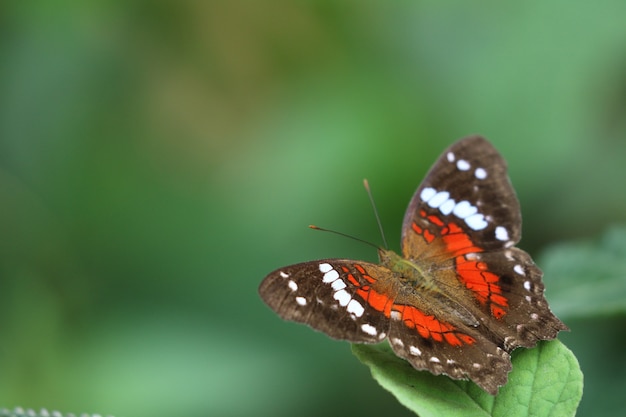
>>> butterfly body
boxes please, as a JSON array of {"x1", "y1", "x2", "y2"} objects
[
  {"x1": 259, "y1": 136, "x2": 567, "y2": 395},
  {"x1": 377, "y1": 248, "x2": 479, "y2": 327}
]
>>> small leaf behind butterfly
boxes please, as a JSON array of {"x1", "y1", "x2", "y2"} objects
[
  {"x1": 352, "y1": 340, "x2": 582, "y2": 417},
  {"x1": 539, "y1": 226, "x2": 626, "y2": 319}
]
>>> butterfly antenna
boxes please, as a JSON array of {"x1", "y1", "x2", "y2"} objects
[
  {"x1": 309, "y1": 225, "x2": 380, "y2": 250},
  {"x1": 363, "y1": 179, "x2": 389, "y2": 249}
]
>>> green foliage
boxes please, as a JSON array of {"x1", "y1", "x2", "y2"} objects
[
  {"x1": 540, "y1": 227, "x2": 626, "y2": 318},
  {"x1": 539, "y1": 227, "x2": 626, "y2": 417},
  {"x1": 353, "y1": 340, "x2": 581, "y2": 417},
  {"x1": 0, "y1": 408, "x2": 106, "y2": 417}
]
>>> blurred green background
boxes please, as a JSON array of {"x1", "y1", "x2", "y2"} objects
[{"x1": 1, "y1": 2, "x2": 625, "y2": 416}]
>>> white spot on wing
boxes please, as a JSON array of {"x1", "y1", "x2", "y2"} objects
[
  {"x1": 390, "y1": 310, "x2": 401, "y2": 320},
  {"x1": 333, "y1": 289, "x2": 351, "y2": 306},
  {"x1": 331, "y1": 279, "x2": 347, "y2": 291},
  {"x1": 524, "y1": 281, "x2": 532, "y2": 291},
  {"x1": 409, "y1": 345, "x2": 422, "y2": 356},
  {"x1": 447, "y1": 152, "x2": 455, "y2": 162},
  {"x1": 296, "y1": 296, "x2": 307, "y2": 306},
  {"x1": 465, "y1": 213, "x2": 488, "y2": 230},
  {"x1": 279, "y1": 271, "x2": 289, "y2": 278},
  {"x1": 391, "y1": 337, "x2": 404, "y2": 347},
  {"x1": 319, "y1": 263, "x2": 333, "y2": 273},
  {"x1": 439, "y1": 198, "x2": 456, "y2": 215},
  {"x1": 420, "y1": 187, "x2": 436, "y2": 202},
  {"x1": 288, "y1": 280, "x2": 298, "y2": 291},
  {"x1": 347, "y1": 299, "x2": 365, "y2": 317},
  {"x1": 495, "y1": 226, "x2": 509, "y2": 241},
  {"x1": 514, "y1": 264, "x2": 525, "y2": 275},
  {"x1": 475, "y1": 167, "x2": 487, "y2": 179},
  {"x1": 456, "y1": 159, "x2": 470, "y2": 171},
  {"x1": 452, "y1": 201, "x2": 477, "y2": 219},
  {"x1": 531, "y1": 313, "x2": 539, "y2": 320},
  {"x1": 430, "y1": 357, "x2": 441, "y2": 363},
  {"x1": 428, "y1": 191, "x2": 450, "y2": 208},
  {"x1": 361, "y1": 323, "x2": 378, "y2": 336},
  {"x1": 465, "y1": 252, "x2": 479, "y2": 260},
  {"x1": 322, "y1": 270, "x2": 339, "y2": 283}
]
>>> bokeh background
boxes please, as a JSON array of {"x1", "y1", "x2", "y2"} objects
[{"x1": 1, "y1": 2, "x2": 625, "y2": 416}]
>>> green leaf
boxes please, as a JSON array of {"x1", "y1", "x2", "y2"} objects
[
  {"x1": 538, "y1": 226, "x2": 626, "y2": 416},
  {"x1": 539, "y1": 226, "x2": 626, "y2": 319},
  {"x1": 352, "y1": 339, "x2": 582, "y2": 417},
  {"x1": 0, "y1": 408, "x2": 109, "y2": 417}
]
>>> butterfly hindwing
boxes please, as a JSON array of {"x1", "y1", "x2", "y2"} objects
[
  {"x1": 455, "y1": 248, "x2": 568, "y2": 349},
  {"x1": 386, "y1": 302, "x2": 512, "y2": 395}
]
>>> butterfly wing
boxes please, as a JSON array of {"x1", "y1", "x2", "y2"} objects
[
  {"x1": 385, "y1": 301, "x2": 512, "y2": 395},
  {"x1": 259, "y1": 259, "x2": 394, "y2": 343},
  {"x1": 399, "y1": 136, "x2": 567, "y2": 350},
  {"x1": 260, "y1": 253, "x2": 520, "y2": 394},
  {"x1": 402, "y1": 135, "x2": 520, "y2": 258}
]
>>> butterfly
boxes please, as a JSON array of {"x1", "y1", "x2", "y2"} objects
[{"x1": 258, "y1": 136, "x2": 567, "y2": 395}]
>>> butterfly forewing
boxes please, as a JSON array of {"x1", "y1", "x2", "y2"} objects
[
  {"x1": 259, "y1": 259, "x2": 392, "y2": 343},
  {"x1": 402, "y1": 136, "x2": 521, "y2": 261}
]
